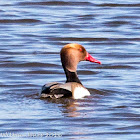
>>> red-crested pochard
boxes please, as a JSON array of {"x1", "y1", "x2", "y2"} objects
[{"x1": 40, "y1": 43, "x2": 101, "y2": 99}]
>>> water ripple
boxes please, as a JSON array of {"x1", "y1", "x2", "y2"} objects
[
  {"x1": 98, "y1": 3, "x2": 140, "y2": 7},
  {"x1": 18, "y1": 1, "x2": 92, "y2": 6},
  {"x1": 0, "y1": 19, "x2": 41, "y2": 24}
]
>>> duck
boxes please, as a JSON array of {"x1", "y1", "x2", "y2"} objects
[{"x1": 40, "y1": 43, "x2": 101, "y2": 99}]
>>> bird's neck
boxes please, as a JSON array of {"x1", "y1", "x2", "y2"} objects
[{"x1": 63, "y1": 67, "x2": 82, "y2": 85}]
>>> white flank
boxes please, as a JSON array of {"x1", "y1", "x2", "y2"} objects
[{"x1": 73, "y1": 87, "x2": 90, "y2": 99}]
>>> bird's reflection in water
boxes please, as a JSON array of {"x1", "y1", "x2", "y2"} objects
[
  {"x1": 40, "y1": 96, "x2": 94, "y2": 138},
  {"x1": 61, "y1": 99, "x2": 81, "y2": 117},
  {"x1": 41, "y1": 97, "x2": 90, "y2": 117}
]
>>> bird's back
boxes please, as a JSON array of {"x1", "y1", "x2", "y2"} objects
[{"x1": 40, "y1": 82, "x2": 72, "y2": 98}]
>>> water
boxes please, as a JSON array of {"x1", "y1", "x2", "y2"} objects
[{"x1": 0, "y1": 0, "x2": 140, "y2": 139}]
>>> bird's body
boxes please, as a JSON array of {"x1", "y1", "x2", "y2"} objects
[
  {"x1": 40, "y1": 43, "x2": 101, "y2": 99},
  {"x1": 40, "y1": 82, "x2": 90, "y2": 99}
]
